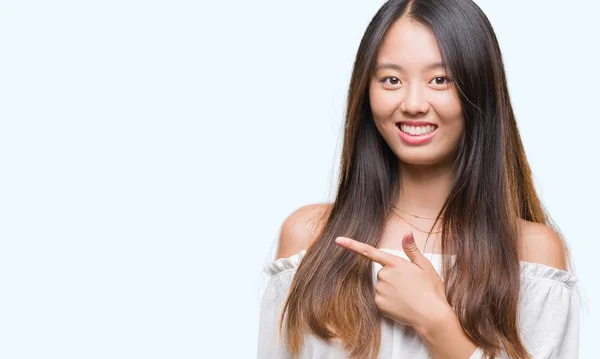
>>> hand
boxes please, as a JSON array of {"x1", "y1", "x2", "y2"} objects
[{"x1": 334, "y1": 232, "x2": 451, "y2": 331}]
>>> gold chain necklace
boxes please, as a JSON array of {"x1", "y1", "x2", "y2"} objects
[
  {"x1": 391, "y1": 204, "x2": 443, "y2": 220},
  {"x1": 390, "y1": 206, "x2": 442, "y2": 235}
]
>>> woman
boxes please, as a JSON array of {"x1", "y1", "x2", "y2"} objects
[{"x1": 258, "y1": 0, "x2": 580, "y2": 358}]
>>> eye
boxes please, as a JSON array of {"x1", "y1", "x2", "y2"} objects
[
  {"x1": 380, "y1": 76, "x2": 402, "y2": 87},
  {"x1": 430, "y1": 76, "x2": 452, "y2": 86}
]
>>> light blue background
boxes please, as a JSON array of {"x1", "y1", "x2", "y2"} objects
[{"x1": 0, "y1": 0, "x2": 598, "y2": 358}]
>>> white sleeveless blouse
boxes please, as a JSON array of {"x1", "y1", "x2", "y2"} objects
[{"x1": 257, "y1": 248, "x2": 580, "y2": 358}]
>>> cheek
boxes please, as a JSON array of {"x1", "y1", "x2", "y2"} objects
[
  {"x1": 431, "y1": 92, "x2": 462, "y2": 120},
  {"x1": 369, "y1": 86, "x2": 397, "y2": 119}
]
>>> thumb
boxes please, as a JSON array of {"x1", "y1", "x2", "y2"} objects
[{"x1": 402, "y1": 232, "x2": 429, "y2": 269}]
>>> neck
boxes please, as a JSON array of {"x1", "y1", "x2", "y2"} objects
[{"x1": 394, "y1": 160, "x2": 455, "y2": 219}]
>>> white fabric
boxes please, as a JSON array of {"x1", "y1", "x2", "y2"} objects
[{"x1": 257, "y1": 248, "x2": 580, "y2": 359}]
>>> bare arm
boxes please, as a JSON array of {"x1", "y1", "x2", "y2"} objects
[{"x1": 414, "y1": 306, "x2": 479, "y2": 359}]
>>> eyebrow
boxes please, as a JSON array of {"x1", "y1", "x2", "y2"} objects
[{"x1": 374, "y1": 61, "x2": 445, "y2": 72}]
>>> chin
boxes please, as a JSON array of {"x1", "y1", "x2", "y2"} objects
[
  {"x1": 394, "y1": 148, "x2": 451, "y2": 167},
  {"x1": 399, "y1": 157, "x2": 441, "y2": 166}
]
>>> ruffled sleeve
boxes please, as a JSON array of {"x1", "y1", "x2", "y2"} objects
[
  {"x1": 257, "y1": 250, "x2": 306, "y2": 359},
  {"x1": 263, "y1": 249, "x2": 306, "y2": 276},
  {"x1": 517, "y1": 262, "x2": 580, "y2": 358},
  {"x1": 469, "y1": 261, "x2": 580, "y2": 359}
]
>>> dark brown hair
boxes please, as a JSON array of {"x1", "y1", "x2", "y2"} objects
[{"x1": 278, "y1": 0, "x2": 571, "y2": 358}]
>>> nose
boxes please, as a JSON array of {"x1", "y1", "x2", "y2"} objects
[{"x1": 400, "y1": 84, "x2": 430, "y2": 115}]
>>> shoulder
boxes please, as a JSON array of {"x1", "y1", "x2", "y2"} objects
[
  {"x1": 275, "y1": 202, "x2": 333, "y2": 260},
  {"x1": 518, "y1": 218, "x2": 567, "y2": 270}
]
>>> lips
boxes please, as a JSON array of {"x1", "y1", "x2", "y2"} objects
[
  {"x1": 395, "y1": 122, "x2": 437, "y2": 145},
  {"x1": 396, "y1": 121, "x2": 436, "y2": 127}
]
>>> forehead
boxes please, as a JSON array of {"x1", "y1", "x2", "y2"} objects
[{"x1": 376, "y1": 17, "x2": 443, "y2": 70}]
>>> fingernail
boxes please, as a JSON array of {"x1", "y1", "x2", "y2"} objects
[
  {"x1": 404, "y1": 232, "x2": 415, "y2": 244},
  {"x1": 335, "y1": 237, "x2": 348, "y2": 245}
]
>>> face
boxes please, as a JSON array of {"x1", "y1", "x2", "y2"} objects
[{"x1": 369, "y1": 17, "x2": 464, "y2": 167}]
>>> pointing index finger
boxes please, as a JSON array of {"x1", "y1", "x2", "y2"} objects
[{"x1": 335, "y1": 237, "x2": 398, "y2": 266}]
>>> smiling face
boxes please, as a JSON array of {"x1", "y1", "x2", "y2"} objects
[{"x1": 369, "y1": 17, "x2": 464, "y2": 167}]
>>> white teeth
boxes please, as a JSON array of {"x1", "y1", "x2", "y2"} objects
[{"x1": 399, "y1": 124, "x2": 436, "y2": 136}]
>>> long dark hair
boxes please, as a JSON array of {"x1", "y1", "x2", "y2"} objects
[{"x1": 279, "y1": 1, "x2": 571, "y2": 358}]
